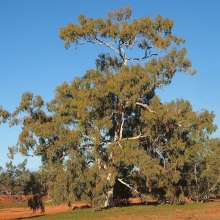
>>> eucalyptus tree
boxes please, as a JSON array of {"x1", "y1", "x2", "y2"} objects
[
  {"x1": 200, "y1": 138, "x2": 220, "y2": 198},
  {"x1": 0, "y1": 160, "x2": 30, "y2": 195},
  {"x1": 187, "y1": 138, "x2": 220, "y2": 201},
  {"x1": 5, "y1": 7, "x2": 217, "y2": 208}
]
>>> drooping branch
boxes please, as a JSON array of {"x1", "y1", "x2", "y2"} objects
[{"x1": 118, "y1": 178, "x2": 142, "y2": 196}]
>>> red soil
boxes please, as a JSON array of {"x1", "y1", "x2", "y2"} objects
[
  {"x1": 0, "y1": 195, "x2": 84, "y2": 219},
  {"x1": 0, "y1": 196, "x2": 220, "y2": 220}
]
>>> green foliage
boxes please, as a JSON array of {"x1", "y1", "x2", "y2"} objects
[
  {"x1": 24, "y1": 171, "x2": 47, "y2": 195},
  {"x1": 187, "y1": 138, "x2": 220, "y2": 200},
  {"x1": 0, "y1": 160, "x2": 30, "y2": 195},
  {"x1": 2, "y1": 7, "x2": 219, "y2": 207},
  {"x1": 0, "y1": 160, "x2": 46, "y2": 196},
  {"x1": 0, "y1": 106, "x2": 10, "y2": 124},
  {"x1": 59, "y1": 6, "x2": 194, "y2": 70}
]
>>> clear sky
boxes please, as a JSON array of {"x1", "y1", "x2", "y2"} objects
[{"x1": 1, "y1": 0, "x2": 219, "y2": 170}]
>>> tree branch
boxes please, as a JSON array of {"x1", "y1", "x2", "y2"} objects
[
  {"x1": 77, "y1": 145, "x2": 94, "y2": 150},
  {"x1": 118, "y1": 178, "x2": 142, "y2": 196},
  {"x1": 152, "y1": 136, "x2": 166, "y2": 168},
  {"x1": 136, "y1": 102, "x2": 155, "y2": 113},
  {"x1": 194, "y1": 163, "x2": 197, "y2": 184},
  {"x1": 119, "y1": 112, "x2": 124, "y2": 140},
  {"x1": 83, "y1": 135, "x2": 96, "y2": 141},
  {"x1": 94, "y1": 37, "x2": 120, "y2": 55},
  {"x1": 126, "y1": 53, "x2": 158, "y2": 62},
  {"x1": 208, "y1": 173, "x2": 220, "y2": 192},
  {"x1": 121, "y1": 37, "x2": 137, "y2": 49}
]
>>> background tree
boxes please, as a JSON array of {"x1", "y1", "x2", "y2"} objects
[
  {"x1": 186, "y1": 138, "x2": 220, "y2": 201},
  {"x1": 0, "y1": 159, "x2": 30, "y2": 195},
  {"x1": 24, "y1": 171, "x2": 47, "y2": 196},
  {"x1": 5, "y1": 7, "x2": 217, "y2": 208}
]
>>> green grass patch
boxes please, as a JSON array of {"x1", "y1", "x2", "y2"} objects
[{"x1": 23, "y1": 201, "x2": 220, "y2": 220}]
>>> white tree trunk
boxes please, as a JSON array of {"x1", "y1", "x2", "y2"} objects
[{"x1": 104, "y1": 187, "x2": 114, "y2": 208}]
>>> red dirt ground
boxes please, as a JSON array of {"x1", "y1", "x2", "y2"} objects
[
  {"x1": 0, "y1": 196, "x2": 220, "y2": 220},
  {"x1": 0, "y1": 204, "x2": 75, "y2": 219},
  {"x1": 0, "y1": 195, "x2": 87, "y2": 219}
]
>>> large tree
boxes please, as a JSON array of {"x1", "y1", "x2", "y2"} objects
[{"x1": 3, "y1": 7, "x2": 217, "y2": 208}]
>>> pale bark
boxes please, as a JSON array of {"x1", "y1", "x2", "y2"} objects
[
  {"x1": 119, "y1": 112, "x2": 124, "y2": 140},
  {"x1": 118, "y1": 178, "x2": 141, "y2": 196},
  {"x1": 194, "y1": 163, "x2": 198, "y2": 184},
  {"x1": 136, "y1": 102, "x2": 155, "y2": 113},
  {"x1": 208, "y1": 173, "x2": 220, "y2": 192},
  {"x1": 104, "y1": 188, "x2": 114, "y2": 208}
]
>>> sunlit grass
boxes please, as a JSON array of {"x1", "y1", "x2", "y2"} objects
[{"x1": 26, "y1": 201, "x2": 220, "y2": 220}]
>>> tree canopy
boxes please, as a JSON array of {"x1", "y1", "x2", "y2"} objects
[
  {"x1": 60, "y1": 6, "x2": 195, "y2": 72},
  {"x1": 1, "y1": 7, "x2": 218, "y2": 209}
]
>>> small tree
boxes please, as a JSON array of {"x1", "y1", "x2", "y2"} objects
[
  {"x1": 0, "y1": 160, "x2": 30, "y2": 195},
  {"x1": 188, "y1": 138, "x2": 220, "y2": 201},
  {"x1": 4, "y1": 7, "x2": 217, "y2": 208}
]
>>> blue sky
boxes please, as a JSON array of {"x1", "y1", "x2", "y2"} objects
[{"x1": 0, "y1": 0, "x2": 219, "y2": 170}]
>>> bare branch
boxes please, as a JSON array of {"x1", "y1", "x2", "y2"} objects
[
  {"x1": 114, "y1": 129, "x2": 118, "y2": 141},
  {"x1": 121, "y1": 37, "x2": 137, "y2": 49},
  {"x1": 120, "y1": 134, "x2": 143, "y2": 141},
  {"x1": 109, "y1": 110, "x2": 118, "y2": 119},
  {"x1": 103, "y1": 134, "x2": 143, "y2": 144},
  {"x1": 118, "y1": 142, "x2": 123, "y2": 149},
  {"x1": 208, "y1": 173, "x2": 220, "y2": 192},
  {"x1": 118, "y1": 40, "x2": 127, "y2": 65},
  {"x1": 126, "y1": 53, "x2": 158, "y2": 62},
  {"x1": 78, "y1": 41, "x2": 85, "y2": 45},
  {"x1": 77, "y1": 145, "x2": 94, "y2": 150},
  {"x1": 118, "y1": 178, "x2": 142, "y2": 196},
  {"x1": 175, "y1": 122, "x2": 182, "y2": 127},
  {"x1": 119, "y1": 112, "x2": 124, "y2": 140},
  {"x1": 152, "y1": 136, "x2": 166, "y2": 168},
  {"x1": 83, "y1": 135, "x2": 96, "y2": 141},
  {"x1": 136, "y1": 102, "x2": 155, "y2": 113},
  {"x1": 45, "y1": 199, "x2": 53, "y2": 203},
  {"x1": 194, "y1": 163, "x2": 198, "y2": 184},
  {"x1": 94, "y1": 37, "x2": 120, "y2": 55}
]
